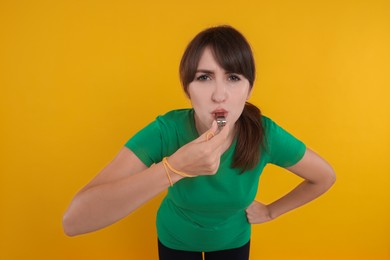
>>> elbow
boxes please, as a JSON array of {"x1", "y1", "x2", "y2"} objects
[
  {"x1": 311, "y1": 166, "x2": 336, "y2": 191},
  {"x1": 331, "y1": 170, "x2": 336, "y2": 185},
  {"x1": 324, "y1": 166, "x2": 336, "y2": 189}
]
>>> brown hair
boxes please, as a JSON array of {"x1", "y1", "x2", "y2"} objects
[{"x1": 179, "y1": 25, "x2": 264, "y2": 172}]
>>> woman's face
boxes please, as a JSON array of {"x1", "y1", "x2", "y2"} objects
[{"x1": 188, "y1": 47, "x2": 253, "y2": 135}]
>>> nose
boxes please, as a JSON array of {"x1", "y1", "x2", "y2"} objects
[{"x1": 211, "y1": 80, "x2": 227, "y2": 103}]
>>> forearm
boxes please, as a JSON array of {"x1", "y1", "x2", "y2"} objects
[
  {"x1": 266, "y1": 147, "x2": 337, "y2": 220},
  {"x1": 267, "y1": 179, "x2": 333, "y2": 219},
  {"x1": 63, "y1": 162, "x2": 183, "y2": 236}
]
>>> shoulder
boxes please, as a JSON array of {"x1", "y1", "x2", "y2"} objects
[
  {"x1": 260, "y1": 115, "x2": 306, "y2": 167},
  {"x1": 127, "y1": 109, "x2": 192, "y2": 140},
  {"x1": 155, "y1": 108, "x2": 196, "y2": 141},
  {"x1": 260, "y1": 115, "x2": 272, "y2": 126},
  {"x1": 158, "y1": 109, "x2": 193, "y2": 121},
  {"x1": 260, "y1": 115, "x2": 297, "y2": 142},
  {"x1": 260, "y1": 115, "x2": 276, "y2": 136},
  {"x1": 156, "y1": 108, "x2": 193, "y2": 128}
]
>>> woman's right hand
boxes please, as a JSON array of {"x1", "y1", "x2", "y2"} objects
[{"x1": 167, "y1": 120, "x2": 231, "y2": 176}]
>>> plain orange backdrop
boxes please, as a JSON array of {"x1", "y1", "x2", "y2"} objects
[{"x1": 1, "y1": 0, "x2": 389, "y2": 259}]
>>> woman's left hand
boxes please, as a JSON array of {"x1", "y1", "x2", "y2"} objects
[{"x1": 245, "y1": 200, "x2": 273, "y2": 224}]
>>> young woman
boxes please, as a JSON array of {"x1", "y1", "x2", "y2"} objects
[{"x1": 63, "y1": 25, "x2": 336, "y2": 260}]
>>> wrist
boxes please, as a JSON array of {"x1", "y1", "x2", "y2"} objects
[
  {"x1": 167, "y1": 166, "x2": 185, "y2": 184},
  {"x1": 159, "y1": 161, "x2": 184, "y2": 187},
  {"x1": 164, "y1": 157, "x2": 196, "y2": 178},
  {"x1": 167, "y1": 155, "x2": 184, "y2": 173}
]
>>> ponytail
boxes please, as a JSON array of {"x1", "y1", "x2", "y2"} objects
[{"x1": 233, "y1": 102, "x2": 264, "y2": 173}]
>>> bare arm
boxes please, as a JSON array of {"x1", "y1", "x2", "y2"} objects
[
  {"x1": 62, "y1": 147, "x2": 184, "y2": 236},
  {"x1": 246, "y1": 148, "x2": 336, "y2": 223},
  {"x1": 62, "y1": 121, "x2": 230, "y2": 236}
]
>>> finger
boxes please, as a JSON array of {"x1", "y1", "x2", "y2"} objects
[
  {"x1": 207, "y1": 122, "x2": 230, "y2": 148},
  {"x1": 208, "y1": 120, "x2": 219, "y2": 136},
  {"x1": 192, "y1": 120, "x2": 218, "y2": 143}
]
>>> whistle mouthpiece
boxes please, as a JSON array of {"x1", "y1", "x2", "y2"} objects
[{"x1": 216, "y1": 115, "x2": 226, "y2": 128}]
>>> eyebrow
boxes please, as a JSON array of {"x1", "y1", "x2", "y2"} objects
[
  {"x1": 196, "y1": 69, "x2": 215, "y2": 74},
  {"x1": 196, "y1": 69, "x2": 237, "y2": 75}
]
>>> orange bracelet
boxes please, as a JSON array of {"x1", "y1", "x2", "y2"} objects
[
  {"x1": 162, "y1": 157, "x2": 196, "y2": 178},
  {"x1": 206, "y1": 131, "x2": 214, "y2": 141},
  {"x1": 161, "y1": 161, "x2": 173, "y2": 187}
]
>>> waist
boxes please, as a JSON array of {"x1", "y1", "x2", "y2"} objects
[{"x1": 156, "y1": 198, "x2": 251, "y2": 252}]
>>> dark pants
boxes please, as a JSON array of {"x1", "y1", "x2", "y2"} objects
[{"x1": 158, "y1": 239, "x2": 250, "y2": 260}]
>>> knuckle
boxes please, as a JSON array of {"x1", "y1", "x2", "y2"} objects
[
  {"x1": 204, "y1": 157, "x2": 214, "y2": 167},
  {"x1": 200, "y1": 147, "x2": 210, "y2": 157},
  {"x1": 204, "y1": 147, "x2": 213, "y2": 155}
]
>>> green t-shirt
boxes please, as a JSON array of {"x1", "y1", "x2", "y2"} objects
[{"x1": 125, "y1": 109, "x2": 306, "y2": 252}]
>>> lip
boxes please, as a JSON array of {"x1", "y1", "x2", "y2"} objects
[
  {"x1": 211, "y1": 109, "x2": 228, "y2": 118},
  {"x1": 211, "y1": 108, "x2": 228, "y2": 114}
]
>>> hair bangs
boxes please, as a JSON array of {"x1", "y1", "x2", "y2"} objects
[{"x1": 180, "y1": 25, "x2": 255, "y2": 93}]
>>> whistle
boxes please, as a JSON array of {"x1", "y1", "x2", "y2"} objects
[{"x1": 215, "y1": 113, "x2": 226, "y2": 128}]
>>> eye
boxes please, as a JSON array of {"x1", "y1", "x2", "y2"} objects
[
  {"x1": 196, "y1": 74, "x2": 211, "y2": 81},
  {"x1": 228, "y1": 74, "x2": 241, "y2": 81}
]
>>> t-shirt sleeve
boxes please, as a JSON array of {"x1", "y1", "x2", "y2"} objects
[
  {"x1": 263, "y1": 116, "x2": 306, "y2": 167},
  {"x1": 124, "y1": 120, "x2": 163, "y2": 167}
]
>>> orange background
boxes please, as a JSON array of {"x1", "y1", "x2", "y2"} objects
[{"x1": 1, "y1": 0, "x2": 389, "y2": 259}]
